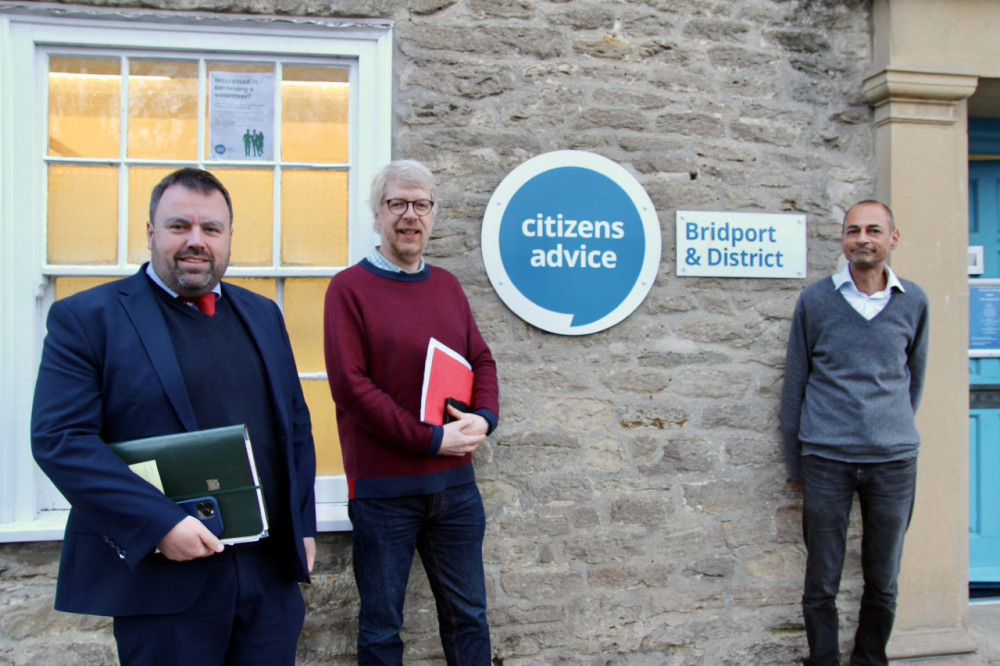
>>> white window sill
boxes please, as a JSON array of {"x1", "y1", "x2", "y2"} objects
[
  {"x1": 0, "y1": 512, "x2": 68, "y2": 543},
  {"x1": 0, "y1": 476, "x2": 353, "y2": 543},
  {"x1": 0, "y1": 503, "x2": 352, "y2": 543},
  {"x1": 317, "y1": 502, "x2": 352, "y2": 532}
]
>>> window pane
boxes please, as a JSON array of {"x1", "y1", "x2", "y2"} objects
[
  {"x1": 128, "y1": 166, "x2": 176, "y2": 265},
  {"x1": 281, "y1": 170, "x2": 348, "y2": 267},
  {"x1": 282, "y1": 66, "x2": 349, "y2": 163},
  {"x1": 128, "y1": 60, "x2": 198, "y2": 160},
  {"x1": 48, "y1": 56, "x2": 120, "y2": 159},
  {"x1": 205, "y1": 62, "x2": 275, "y2": 161},
  {"x1": 223, "y1": 277, "x2": 276, "y2": 302},
  {"x1": 303, "y1": 379, "x2": 343, "y2": 476},
  {"x1": 283, "y1": 277, "x2": 328, "y2": 373},
  {"x1": 54, "y1": 276, "x2": 116, "y2": 301},
  {"x1": 47, "y1": 164, "x2": 119, "y2": 265},
  {"x1": 211, "y1": 168, "x2": 274, "y2": 267}
]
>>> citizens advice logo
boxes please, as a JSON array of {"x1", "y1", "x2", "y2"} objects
[{"x1": 482, "y1": 151, "x2": 661, "y2": 336}]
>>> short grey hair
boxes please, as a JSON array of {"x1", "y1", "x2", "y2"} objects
[
  {"x1": 843, "y1": 199, "x2": 895, "y2": 232},
  {"x1": 369, "y1": 159, "x2": 438, "y2": 219}
]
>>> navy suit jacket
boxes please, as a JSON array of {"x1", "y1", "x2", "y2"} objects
[{"x1": 31, "y1": 267, "x2": 317, "y2": 617}]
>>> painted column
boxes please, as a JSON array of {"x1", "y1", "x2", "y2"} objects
[{"x1": 863, "y1": 68, "x2": 979, "y2": 661}]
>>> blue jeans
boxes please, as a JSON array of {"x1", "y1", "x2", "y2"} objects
[
  {"x1": 801, "y1": 455, "x2": 917, "y2": 666},
  {"x1": 348, "y1": 483, "x2": 491, "y2": 666}
]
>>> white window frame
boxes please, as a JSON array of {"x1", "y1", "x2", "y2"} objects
[{"x1": 0, "y1": 5, "x2": 392, "y2": 541}]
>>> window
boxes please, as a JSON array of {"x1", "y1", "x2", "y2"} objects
[{"x1": 0, "y1": 7, "x2": 392, "y2": 539}]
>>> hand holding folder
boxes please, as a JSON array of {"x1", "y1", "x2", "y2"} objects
[{"x1": 108, "y1": 424, "x2": 269, "y2": 545}]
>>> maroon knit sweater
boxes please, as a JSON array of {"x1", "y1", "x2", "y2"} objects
[{"x1": 323, "y1": 259, "x2": 500, "y2": 499}]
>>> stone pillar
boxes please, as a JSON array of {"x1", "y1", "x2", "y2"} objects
[{"x1": 862, "y1": 68, "x2": 979, "y2": 661}]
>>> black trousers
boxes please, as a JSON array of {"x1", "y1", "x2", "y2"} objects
[
  {"x1": 113, "y1": 545, "x2": 304, "y2": 666},
  {"x1": 801, "y1": 455, "x2": 917, "y2": 666}
]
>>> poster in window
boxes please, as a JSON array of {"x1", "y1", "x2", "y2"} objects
[
  {"x1": 971, "y1": 284, "x2": 1000, "y2": 356},
  {"x1": 209, "y1": 72, "x2": 275, "y2": 161}
]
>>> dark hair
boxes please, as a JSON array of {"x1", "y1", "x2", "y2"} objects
[{"x1": 149, "y1": 168, "x2": 234, "y2": 225}]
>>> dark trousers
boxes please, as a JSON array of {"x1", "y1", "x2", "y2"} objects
[
  {"x1": 113, "y1": 545, "x2": 305, "y2": 666},
  {"x1": 801, "y1": 455, "x2": 917, "y2": 666},
  {"x1": 348, "y1": 482, "x2": 491, "y2": 666}
]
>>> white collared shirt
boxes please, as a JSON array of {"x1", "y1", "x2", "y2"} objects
[
  {"x1": 831, "y1": 263, "x2": 904, "y2": 320},
  {"x1": 145, "y1": 263, "x2": 223, "y2": 304}
]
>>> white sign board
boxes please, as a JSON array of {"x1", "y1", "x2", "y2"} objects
[
  {"x1": 208, "y1": 71, "x2": 275, "y2": 161},
  {"x1": 675, "y1": 210, "x2": 806, "y2": 279}
]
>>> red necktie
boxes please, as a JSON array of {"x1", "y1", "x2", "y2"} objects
[{"x1": 181, "y1": 293, "x2": 216, "y2": 316}]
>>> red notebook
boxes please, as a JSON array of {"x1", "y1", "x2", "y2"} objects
[{"x1": 419, "y1": 338, "x2": 474, "y2": 426}]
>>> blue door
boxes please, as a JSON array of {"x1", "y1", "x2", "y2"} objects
[{"x1": 969, "y1": 158, "x2": 1000, "y2": 585}]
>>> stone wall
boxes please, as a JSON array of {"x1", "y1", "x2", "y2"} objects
[{"x1": 1, "y1": 0, "x2": 878, "y2": 664}]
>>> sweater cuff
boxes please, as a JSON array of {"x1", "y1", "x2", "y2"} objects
[
  {"x1": 785, "y1": 455, "x2": 802, "y2": 484},
  {"x1": 427, "y1": 425, "x2": 444, "y2": 457},
  {"x1": 475, "y1": 408, "x2": 498, "y2": 435}
]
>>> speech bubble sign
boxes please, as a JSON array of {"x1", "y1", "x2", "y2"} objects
[{"x1": 482, "y1": 151, "x2": 661, "y2": 335}]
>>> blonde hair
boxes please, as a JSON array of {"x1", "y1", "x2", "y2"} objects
[{"x1": 369, "y1": 160, "x2": 438, "y2": 220}]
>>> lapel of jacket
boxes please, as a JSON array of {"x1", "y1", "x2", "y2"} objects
[
  {"x1": 118, "y1": 267, "x2": 200, "y2": 431},
  {"x1": 223, "y1": 284, "x2": 292, "y2": 438}
]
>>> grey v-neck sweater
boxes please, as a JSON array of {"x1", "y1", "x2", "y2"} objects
[{"x1": 780, "y1": 275, "x2": 930, "y2": 482}]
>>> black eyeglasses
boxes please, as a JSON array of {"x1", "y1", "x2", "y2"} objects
[{"x1": 384, "y1": 198, "x2": 434, "y2": 216}]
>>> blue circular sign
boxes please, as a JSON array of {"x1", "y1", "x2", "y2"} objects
[{"x1": 482, "y1": 151, "x2": 661, "y2": 335}]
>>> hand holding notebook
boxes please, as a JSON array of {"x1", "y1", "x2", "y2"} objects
[
  {"x1": 419, "y1": 338, "x2": 474, "y2": 426},
  {"x1": 108, "y1": 424, "x2": 269, "y2": 545}
]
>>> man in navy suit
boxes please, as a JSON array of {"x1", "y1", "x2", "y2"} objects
[{"x1": 31, "y1": 168, "x2": 317, "y2": 666}]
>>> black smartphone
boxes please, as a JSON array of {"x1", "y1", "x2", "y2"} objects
[{"x1": 444, "y1": 397, "x2": 471, "y2": 423}]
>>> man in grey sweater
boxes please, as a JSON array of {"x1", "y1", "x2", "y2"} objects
[{"x1": 781, "y1": 200, "x2": 929, "y2": 666}]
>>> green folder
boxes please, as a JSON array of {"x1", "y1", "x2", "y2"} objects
[{"x1": 108, "y1": 424, "x2": 269, "y2": 545}]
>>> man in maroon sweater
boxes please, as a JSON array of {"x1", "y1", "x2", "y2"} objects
[{"x1": 324, "y1": 160, "x2": 500, "y2": 665}]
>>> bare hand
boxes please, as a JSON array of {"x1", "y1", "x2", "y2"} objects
[
  {"x1": 157, "y1": 516, "x2": 224, "y2": 561},
  {"x1": 304, "y1": 537, "x2": 316, "y2": 573},
  {"x1": 438, "y1": 405, "x2": 488, "y2": 457}
]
